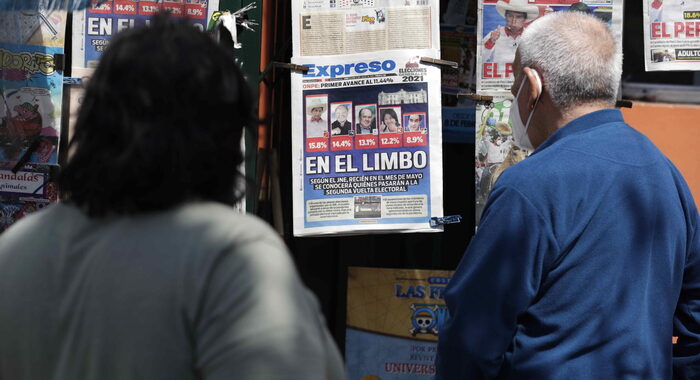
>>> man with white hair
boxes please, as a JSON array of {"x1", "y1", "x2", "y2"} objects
[{"x1": 437, "y1": 11, "x2": 700, "y2": 379}]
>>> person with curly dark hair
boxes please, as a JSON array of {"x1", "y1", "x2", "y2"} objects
[{"x1": 0, "y1": 14, "x2": 344, "y2": 380}]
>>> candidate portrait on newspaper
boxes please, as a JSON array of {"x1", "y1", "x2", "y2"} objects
[
  {"x1": 306, "y1": 96, "x2": 328, "y2": 138},
  {"x1": 331, "y1": 103, "x2": 352, "y2": 136},
  {"x1": 355, "y1": 106, "x2": 377, "y2": 135},
  {"x1": 482, "y1": 0, "x2": 539, "y2": 75}
]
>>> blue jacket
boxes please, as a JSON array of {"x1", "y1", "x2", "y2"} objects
[{"x1": 436, "y1": 109, "x2": 700, "y2": 379}]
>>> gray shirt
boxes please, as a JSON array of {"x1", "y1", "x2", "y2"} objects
[{"x1": 0, "y1": 202, "x2": 344, "y2": 380}]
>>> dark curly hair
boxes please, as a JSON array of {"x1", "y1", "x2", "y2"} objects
[{"x1": 59, "y1": 14, "x2": 253, "y2": 217}]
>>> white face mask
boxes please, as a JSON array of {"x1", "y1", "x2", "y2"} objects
[{"x1": 509, "y1": 70, "x2": 542, "y2": 151}]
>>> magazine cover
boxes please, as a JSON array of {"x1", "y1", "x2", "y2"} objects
[
  {"x1": 346, "y1": 267, "x2": 454, "y2": 380},
  {"x1": 0, "y1": 37, "x2": 65, "y2": 167}
]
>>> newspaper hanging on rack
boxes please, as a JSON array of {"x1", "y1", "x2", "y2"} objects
[
  {"x1": 643, "y1": 0, "x2": 700, "y2": 71},
  {"x1": 291, "y1": 51, "x2": 443, "y2": 236},
  {"x1": 72, "y1": 0, "x2": 220, "y2": 68},
  {"x1": 476, "y1": 0, "x2": 624, "y2": 92},
  {"x1": 474, "y1": 91, "x2": 525, "y2": 225},
  {"x1": 292, "y1": 0, "x2": 441, "y2": 57}
]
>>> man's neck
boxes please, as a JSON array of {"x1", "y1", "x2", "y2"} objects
[
  {"x1": 558, "y1": 103, "x2": 613, "y2": 129},
  {"x1": 534, "y1": 101, "x2": 614, "y2": 147}
]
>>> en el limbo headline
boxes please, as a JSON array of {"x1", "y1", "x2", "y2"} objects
[{"x1": 305, "y1": 151, "x2": 427, "y2": 175}]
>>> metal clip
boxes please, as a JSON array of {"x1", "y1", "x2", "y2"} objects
[
  {"x1": 430, "y1": 215, "x2": 462, "y2": 228},
  {"x1": 419, "y1": 57, "x2": 458, "y2": 69}
]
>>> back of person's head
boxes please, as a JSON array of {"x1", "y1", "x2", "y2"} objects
[
  {"x1": 518, "y1": 11, "x2": 621, "y2": 111},
  {"x1": 60, "y1": 13, "x2": 253, "y2": 217}
]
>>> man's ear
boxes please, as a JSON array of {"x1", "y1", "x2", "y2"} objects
[{"x1": 522, "y1": 67, "x2": 542, "y2": 110}]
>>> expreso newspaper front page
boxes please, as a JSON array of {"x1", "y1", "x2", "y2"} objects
[{"x1": 291, "y1": 51, "x2": 443, "y2": 236}]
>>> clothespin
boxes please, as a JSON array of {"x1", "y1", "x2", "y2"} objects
[
  {"x1": 456, "y1": 93, "x2": 494, "y2": 102},
  {"x1": 272, "y1": 62, "x2": 310, "y2": 73},
  {"x1": 419, "y1": 57, "x2": 458, "y2": 69},
  {"x1": 430, "y1": 215, "x2": 462, "y2": 228},
  {"x1": 63, "y1": 77, "x2": 82, "y2": 85}
]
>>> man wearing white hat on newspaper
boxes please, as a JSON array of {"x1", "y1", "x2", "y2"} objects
[
  {"x1": 306, "y1": 97, "x2": 328, "y2": 138},
  {"x1": 483, "y1": 0, "x2": 539, "y2": 75}
]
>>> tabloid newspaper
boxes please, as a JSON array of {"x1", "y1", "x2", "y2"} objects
[
  {"x1": 643, "y1": 0, "x2": 700, "y2": 71},
  {"x1": 474, "y1": 92, "x2": 525, "y2": 225},
  {"x1": 72, "y1": 0, "x2": 219, "y2": 68},
  {"x1": 345, "y1": 267, "x2": 453, "y2": 380},
  {"x1": 292, "y1": 0, "x2": 441, "y2": 57},
  {"x1": 476, "y1": 0, "x2": 624, "y2": 92},
  {"x1": 291, "y1": 51, "x2": 444, "y2": 236}
]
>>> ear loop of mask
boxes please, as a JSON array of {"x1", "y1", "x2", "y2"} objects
[{"x1": 524, "y1": 70, "x2": 543, "y2": 132}]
